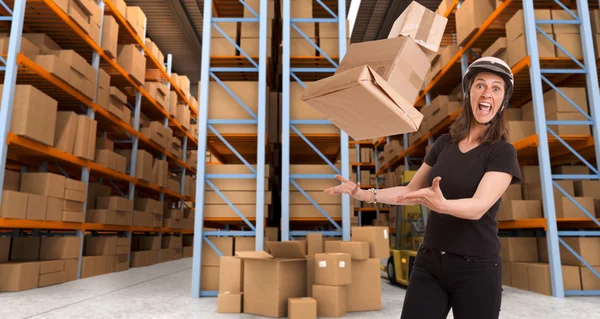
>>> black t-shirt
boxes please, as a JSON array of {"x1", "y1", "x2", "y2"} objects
[{"x1": 422, "y1": 133, "x2": 521, "y2": 257}]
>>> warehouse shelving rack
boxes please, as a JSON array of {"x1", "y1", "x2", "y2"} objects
[
  {"x1": 375, "y1": 0, "x2": 600, "y2": 298},
  {"x1": 0, "y1": 0, "x2": 195, "y2": 281},
  {"x1": 192, "y1": 0, "x2": 269, "y2": 298},
  {"x1": 280, "y1": 0, "x2": 351, "y2": 241}
]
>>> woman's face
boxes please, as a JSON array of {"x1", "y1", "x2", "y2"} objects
[{"x1": 469, "y1": 72, "x2": 506, "y2": 125}]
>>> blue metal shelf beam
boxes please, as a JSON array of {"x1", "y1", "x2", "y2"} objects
[
  {"x1": 192, "y1": 0, "x2": 268, "y2": 298},
  {"x1": 281, "y1": 0, "x2": 350, "y2": 242}
]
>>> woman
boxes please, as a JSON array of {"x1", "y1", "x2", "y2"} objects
[{"x1": 325, "y1": 56, "x2": 521, "y2": 319}]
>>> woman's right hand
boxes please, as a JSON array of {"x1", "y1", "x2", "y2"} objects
[{"x1": 324, "y1": 174, "x2": 366, "y2": 200}]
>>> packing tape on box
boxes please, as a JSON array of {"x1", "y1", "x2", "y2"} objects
[
  {"x1": 409, "y1": 71, "x2": 424, "y2": 90},
  {"x1": 416, "y1": 10, "x2": 435, "y2": 43}
]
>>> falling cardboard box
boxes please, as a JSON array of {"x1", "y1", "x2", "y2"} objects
[
  {"x1": 335, "y1": 36, "x2": 431, "y2": 104},
  {"x1": 300, "y1": 65, "x2": 424, "y2": 141},
  {"x1": 387, "y1": 1, "x2": 448, "y2": 58}
]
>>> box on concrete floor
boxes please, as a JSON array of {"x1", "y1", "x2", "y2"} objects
[
  {"x1": 38, "y1": 260, "x2": 67, "y2": 287},
  {"x1": 0, "y1": 262, "x2": 40, "y2": 292},
  {"x1": 347, "y1": 258, "x2": 382, "y2": 312},
  {"x1": 313, "y1": 285, "x2": 347, "y2": 318},
  {"x1": 236, "y1": 242, "x2": 307, "y2": 318},
  {"x1": 288, "y1": 298, "x2": 317, "y2": 319},
  {"x1": 217, "y1": 292, "x2": 243, "y2": 313}
]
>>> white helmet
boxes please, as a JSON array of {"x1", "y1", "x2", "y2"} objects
[{"x1": 462, "y1": 56, "x2": 514, "y2": 113}]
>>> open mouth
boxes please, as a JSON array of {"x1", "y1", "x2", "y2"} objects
[{"x1": 478, "y1": 102, "x2": 492, "y2": 114}]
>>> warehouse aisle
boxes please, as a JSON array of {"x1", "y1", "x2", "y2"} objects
[{"x1": 1, "y1": 258, "x2": 598, "y2": 319}]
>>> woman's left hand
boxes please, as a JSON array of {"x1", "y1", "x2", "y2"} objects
[{"x1": 396, "y1": 176, "x2": 447, "y2": 212}]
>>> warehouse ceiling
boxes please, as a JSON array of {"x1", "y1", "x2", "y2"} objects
[{"x1": 127, "y1": 0, "x2": 441, "y2": 93}]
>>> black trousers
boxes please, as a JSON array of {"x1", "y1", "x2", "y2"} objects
[{"x1": 400, "y1": 245, "x2": 503, "y2": 319}]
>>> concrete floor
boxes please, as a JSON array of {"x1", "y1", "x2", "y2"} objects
[{"x1": 1, "y1": 258, "x2": 599, "y2": 319}]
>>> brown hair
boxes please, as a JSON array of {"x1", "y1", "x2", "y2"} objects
[{"x1": 449, "y1": 79, "x2": 509, "y2": 144}]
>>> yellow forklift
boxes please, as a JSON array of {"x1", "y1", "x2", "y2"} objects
[{"x1": 383, "y1": 171, "x2": 427, "y2": 286}]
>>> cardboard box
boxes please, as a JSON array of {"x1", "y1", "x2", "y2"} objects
[
  {"x1": 325, "y1": 241, "x2": 370, "y2": 260},
  {"x1": 351, "y1": 226, "x2": 389, "y2": 259},
  {"x1": 313, "y1": 285, "x2": 347, "y2": 318},
  {"x1": 10, "y1": 236, "x2": 40, "y2": 261},
  {"x1": 54, "y1": 111, "x2": 79, "y2": 154},
  {"x1": 218, "y1": 256, "x2": 243, "y2": 293},
  {"x1": 40, "y1": 236, "x2": 81, "y2": 260},
  {"x1": 73, "y1": 115, "x2": 97, "y2": 160},
  {"x1": 497, "y1": 200, "x2": 542, "y2": 221},
  {"x1": 347, "y1": 258, "x2": 381, "y2": 312},
  {"x1": 236, "y1": 242, "x2": 307, "y2": 318},
  {"x1": 126, "y1": 6, "x2": 146, "y2": 39},
  {"x1": 387, "y1": 1, "x2": 448, "y2": 55},
  {"x1": 483, "y1": 37, "x2": 508, "y2": 58},
  {"x1": 554, "y1": 33, "x2": 582, "y2": 58},
  {"x1": 85, "y1": 237, "x2": 118, "y2": 256},
  {"x1": 301, "y1": 65, "x2": 423, "y2": 141},
  {"x1": 34, "y1": 54, "x2": 70, "y2": 83},
  {"x1": 506, "y1": 10, "x2": 552, "y2": 43},
  {"x1": 507, "y1": 121, "x2": 536, "y2": 143},
  {"x1": 528, "y1": 263, "x2": 581, "y2": 295},
  {"x1": 314, "y1": 253, "x2": 351, "y2": 286},
  {"x1": 0, "y1": 190, "x2": 27, "y2": 219},
  {"x1": 202, "y1": 237, "x2": 233, "y2": 266},
  {"x1": 117, "y1": 44, "x2": 147, "y2": 85},
  {"x1": 26, "y1": 193, "x2": 47, "y2": 221},
  {"x1": 3, "y1": 169, "x2": 20, "y2": 191},
  {"x1": 217, "y1": 292, "x2": 243, "y2": 313},
  {"x1": 288, "y1": 298, "x2": 317, "y2": 319},
  {"x1": 100, "y1": 15, "x2": 119, "y2": 58},
  {"x1": 455, "y1": 0, "x2": 496, "y2": 45},
  {"x1": 555, "y1": 196, "x2": 595, "y2": 219},
  {"x1": 0, "y1": 262, "x2": 41, "y2": 292},
  {"x1": 96, "y1": 196, "x2": 133, "y2": 212},
  {"x1": 306, "y1": 233, "x2": 323, "y2": 256},
  {"x1": 547, "y1": 113, "x2": 591, "y2": 136},
  {"x1": 500, "y1": 237, "x2": 538, "y2": 262},
  {"x1": 1, "y1": 84, "x2": 58, "y2": 146},
  {"x1": 21, "y1": 172, "x2": 67, "y2": 199},
  {"x1": 543, "y1": 87, "x2": 588, "y2": 116},
  {"x1": 336, "y1": 37, "x2": 430, "y2": 103},
  {"x1": 507, "y1": 33, "x2": 555, "y2": 67}
]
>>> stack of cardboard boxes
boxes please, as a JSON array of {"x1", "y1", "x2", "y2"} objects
[
  {"x1": 1, "y1": 171, "x2": 88, "y2": 224},
  {"x1": 289, "y1": 165, "x2": 339, "y2": 219},
  {"x1": 203, "y1": 165, "x2": 271, "y2": 219},
  {"x1": 82, "y1": 236, "x2": 128, "y2": 278},
  {"x1": 0, "y1": 235, "x2": 80, "y2": 292},
  {"x1": 500, "y1": 165, "x2": 599, "y2": 220},
  {"x1": 160, "y1": 235, "x2": 182, "y2": 262},
  {"x1": 88, "y1": 196, "x2": 134, "y2": 226},
  {"x1": 302, "y1": 2, "x2": 447, "y2": 141},
  {"x1": 130, "y1": 236, "x2": 160, "y2": 268},
  {"x1": 506, "y1": 87, "x2": 590, "y2": 143},
  {"x1": 216, "y1": 226, "x2": 388, "y2": 317},
  {"x1": 144, "y1": 81, "x2": 170, "y2": 110},
  {"x1": 134, "y1": 197, "x2": 164, "y2": 228},
  {"x1": 102, "y1": 14, "x2": 119, "y2": 58},
  {"x1": 95, "y1": 137, "x2": 128, "y2": 174},
  {"x1": 501, "y1": 235, "x2": 600, "y2": 295}
]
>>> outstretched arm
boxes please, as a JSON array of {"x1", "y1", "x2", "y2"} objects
[
  {"x1": 324, "y1": 163, "x2": 434, "y2": 205},
  {"x1": 397, "y1": 171, "x2": 513, "y2": 220}
]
